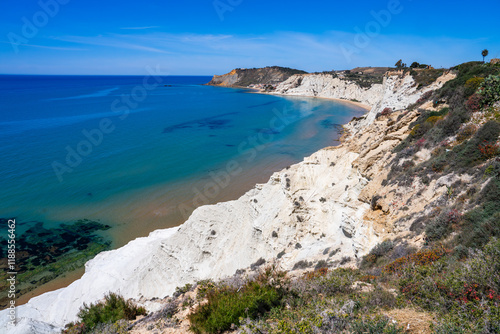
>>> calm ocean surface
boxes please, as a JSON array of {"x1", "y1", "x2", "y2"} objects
[{"x1": 0, "y1": 75, "x2": 366, "y2": 246}]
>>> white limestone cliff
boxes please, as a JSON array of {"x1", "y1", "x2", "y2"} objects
[
  {"x1": 274, "y1": 73, "x2": 384, "y2": 107},
  {"x1": 274, "y1": 71, "x2": 455, "y2": 131},
  {"x1": 0, "y1": 71, "x2": 454, "y2": 333}
]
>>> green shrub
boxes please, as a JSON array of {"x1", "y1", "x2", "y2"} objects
[
  {"x1": 72, "y1": 293, "x2": 146, "y2": 333},
  {"x1": 429, "y1": 107, "x2": 450, "y2": 118},
  {"x1": 425, "y1": 210, "x2": 461, "y2": 242},
  {"x1": 370, "y1": 240, "x2": 394, "y2": 258},
  {"x1": 456, "y1": 124, "x2": 477, "y2": 142},
  {"x1": 361, "y1": 240, "x2": 394, "y2": 268},
  {"x1": 314, "y1": 260, "x2": 328, "y2": 270},
  {"x1": 476, "y1": 120, "x2": 500, "y2": 144},
  {"x1": 250, "y1": 257, "x2": 266, "y2": 270},
  {"x1": 88, "y1": 320, "x2": 129, "y2": 334},
  {"x1": 410, "y1": 68, "x2": 444, "y2": 88},
  {"x1": 479, "y1": 75, "x2": 500, "y2": 106},
  {"x1": 189, "y1": 276, "x2": 284, "y2": 334},
  {"x1": 432, "y1": 320, "x2": 468, "y2": 334},
  {"x1": 314, "y1": 268, "x2": 357, "y2": 295},
  {"x1": 364, "y1": 287, "x2": 397, "y2": 310},
  {"x1": 465, "y1": 76, "x2": 485, "y2": 91},
  {"x1": 425, "y1": 218, "x2": 451, "y2": 242},
  {"x1": 293, "y1": 260, "x2": 312, "y2": 270},
  {"x1": 438, "y1": 61, "x2": 500, "y2": 100},
  {"x1": 174, "y1": 283, "x2": 193, "y2": 297},
  {"x1": 452, "y1": 120, "x2": 500, "y2": 168},
  {"x1": 384, "y1": 247, "x2": 450, "y2": 275},
  {"x1": 457, "y1": 173, "x2": 500, "y2": 249},
  {"x1": 272, "y1": 310, "x2": 325, "y2": 334},
  {"x1": 409, "y1": 122, "x2": 433, "y2": 139},
  {"x1": 350, "y1": 315, "x2": 404, "y2": 334},
  {"x1": 436, "y1": 106, "x2": 470, "y2": 139},
  {"x1": 291, "y1": 267, "x2": 358, "y2": 299}
]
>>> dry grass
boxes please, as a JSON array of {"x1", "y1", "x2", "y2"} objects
[{"x1": 384, "y1": 308, "x2": 434, "y2": 334}]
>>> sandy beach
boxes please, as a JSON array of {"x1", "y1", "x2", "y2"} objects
[{"x1": 251, "y1": 89, "x2": 372, "y2": 111}]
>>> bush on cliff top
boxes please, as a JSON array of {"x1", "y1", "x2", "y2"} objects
[
  {"x1": 437, "y1": 61, "x2": 500, "y2": 100},
  {"x1": 189, "y1": 270, "x2": 285, "y2": 334},
  {"x1": 410, "y1": 68, "x2": 445, "y2": 88},
  {"x1": 64, "y1": 293, "x2": 146, "y2": 333},
  {"x1": 479, "y1": 75, "x2": 500, "y2": 106}
]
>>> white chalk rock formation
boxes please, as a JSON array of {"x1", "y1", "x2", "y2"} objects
[
  {"x1": 274, "y1": 73, "x2": 384, "y2": 107},
  {"x1": 274, "y1": 71, "x2": 455, "y2": 131}
]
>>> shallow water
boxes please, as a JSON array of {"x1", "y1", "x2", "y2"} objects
[{"x1": 0, "y1": 75, "x2": 365, "y2": 246}]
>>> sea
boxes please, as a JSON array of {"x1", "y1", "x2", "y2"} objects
[{"x1": 0, "y1": 75, "x2": 366, "y2": 301}]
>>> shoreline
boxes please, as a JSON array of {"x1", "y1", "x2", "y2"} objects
[
  {"x1": 248, "y1": 88, "x2": 372, "y2": 111},
  {"x1": 10, "y1": 89, "x2": 363, "y2": 307},
  {"x1": 16, "y1": 268, "x2": 85, "y2": 307},
  {"x1": 278, "y1": 93, "x2": 372, "y2": 111},
  {"x1": 205, "y1": 80, "x2": 372, "y2": 111}
]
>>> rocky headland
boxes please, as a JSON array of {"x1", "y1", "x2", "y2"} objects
[{"x1": 205, "y1": 66, "x2": 307, "y2": 88}]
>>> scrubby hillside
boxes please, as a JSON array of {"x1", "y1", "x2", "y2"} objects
[{"x1": 205, "y1": 66, "x2": 307, "y2": 88}]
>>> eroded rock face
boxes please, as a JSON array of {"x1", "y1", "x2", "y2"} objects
[
  {"x1": 275, "y1": 71, "x2": 456, "y2": 133},
  {"x1": 0, "y1": 72, "x2": 456, "y2": 333},
  {"x1": 274, "y1": 73, "x2": 384, "y2": 106}
]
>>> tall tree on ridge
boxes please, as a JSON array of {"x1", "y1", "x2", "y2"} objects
[{"x1": 482, "y1": 49, "x2": 489, "y2": 63}]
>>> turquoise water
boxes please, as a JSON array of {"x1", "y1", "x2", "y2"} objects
[{"x1": 0, "y1": 75, "x2": 366, "y2": 246}]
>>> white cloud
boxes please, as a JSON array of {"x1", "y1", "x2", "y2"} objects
[
  {"x1": 53, "y1": 34, "x2": 171, "y2": 53},
  {"x1": 120, "y1": 26, "x2": 160, "y2": 30},
  {"x1": 0, "y1": 41, "x2": 86, "y2": 51}
]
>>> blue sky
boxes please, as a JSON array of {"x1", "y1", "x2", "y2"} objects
[{"x1": 1, "y1": 0, "x2": 499, "y2": 75}]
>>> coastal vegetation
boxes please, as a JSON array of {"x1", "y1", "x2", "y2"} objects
[
  {"x1": 341, "y1": 70, "x2": 385, "y2": 88},
  {"x1": 73, "y1": 239, "x2": 498, "y2": 333},
  {"x1": 188, "y1": 270, "x2": 284, "y2": 333},
  {"x1": 63, "y1": 293, "x2": 146, "y2": 334}
]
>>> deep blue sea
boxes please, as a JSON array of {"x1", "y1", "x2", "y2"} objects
[{"x1": 0, "y1": 75, "x2": 366, "y2": 246}]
